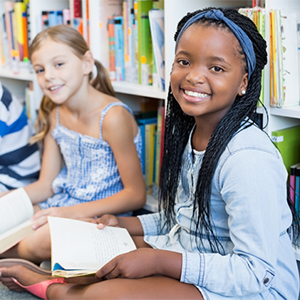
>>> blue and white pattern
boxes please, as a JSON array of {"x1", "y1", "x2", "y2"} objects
[
  {"x1": 39, "y1": 102, "x2": 142, "y2": 216},
  {"x1": 0, "y1": 83, "x2": 40, "y2": 191}
]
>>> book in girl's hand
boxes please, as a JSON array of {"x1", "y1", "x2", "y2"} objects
[
  {"x1": 48, "y1": 217, "x2": 136, "y2": 278},
  {"x1": 0, "y1": 188, "x2": 37, "y2": 254}
]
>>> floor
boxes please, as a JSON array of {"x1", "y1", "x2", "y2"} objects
[{"x1": 0, "y1": 283, "x2": 40, "y2": 300}]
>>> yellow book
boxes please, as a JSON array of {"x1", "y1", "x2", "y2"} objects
[
  {"x1": 269, "y1": 10, "x2": 274, "y2": 106},
  {"x1": 271, "y1": 9, "x2": 277, "y2": 106},
  {"x1": 145, "y1": 123, "x2": 156, "y2": 193},
  {"x1": 14, "y1": 2, "x2": 26, "y2": 61}
]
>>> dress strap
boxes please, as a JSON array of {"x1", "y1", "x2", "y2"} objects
[
  {"x1": 56, "y1": 106, "x2": 60, "y2": 125},
  {"x1": 99, "y1": 102, "x2": 133, "y2": 140}
]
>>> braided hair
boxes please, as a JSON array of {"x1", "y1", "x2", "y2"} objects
[{"x1": 159, "y1": 7, "x2": 268, "y2": 253}]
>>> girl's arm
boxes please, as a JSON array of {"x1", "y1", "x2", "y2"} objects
[
  {"x1": 95, "y1": 214, "x2": 182, "y2": 280},
  {"x1": 96, "y1": 248, "x2": 182, "y2": 281},
  {"x1": 24, "y1": 111, "x2": 62, "y2": 205}
]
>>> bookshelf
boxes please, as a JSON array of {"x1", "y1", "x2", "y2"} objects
[{"x1": 0, "y1": 0, "x2": 300, "y2": 216}]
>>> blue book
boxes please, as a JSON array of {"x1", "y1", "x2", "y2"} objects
[
  {"x1": 295, "y1": 166, "x2": 300, "y2": 217},
  {"x1": 137, "y1": 117, "x2": 157, "y2": 175},
  {"x1": 48, "y1": 11, "x2": 57, "y2": 27},
  {"x1": 56, "y1": 11, "x2": 63, "y2": 25},
  {"x1": 114, "y1": 16, "x2": 125, "y2": 82}
]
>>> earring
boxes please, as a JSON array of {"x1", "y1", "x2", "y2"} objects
[{"x1": 241, "y1": 90, "x2": 246, "y2": 95}]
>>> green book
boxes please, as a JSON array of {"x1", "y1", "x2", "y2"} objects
[
  {"x1": 137, "y1": 0, "x2": 153, "y2": 85},
  {"x1": 271, "y1": 125, "x2": 300, "y2": 174}
]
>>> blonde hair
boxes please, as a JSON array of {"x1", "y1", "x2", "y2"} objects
[{"x1": 30, "y1": 24, "x2": 115, "y2": 144}]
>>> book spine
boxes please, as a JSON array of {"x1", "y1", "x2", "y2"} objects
[
  {"x1": 73, "y1": 0, "x2": 82, "y2": 18},
  {"x1": 295, "y1": 167, "x2": 300, "y2": 217},
  {"x1": 48, "y1": 11, "x2": 58, "y2": 27},
  {"x1": 114, "y1": 16, "x2": 125, "y2": 82},
  {"x1": 145, "y1": 122, "x2": 156, "y2": 193},
  {"x1": 137, "y1": 0, "x2": 153, "y2": 85},
  {"x1": 154, "y1": 100, "x2": 162, "y2": 186},
  {"x1": 14, "y1": 2, "x2": 26, "y2": 62},
  {"x1": 22, "y1": 11, "x2": 28, "y2": 61},
  {"x1": 108, "y1": 16, "x2": 116, "y2": 81}
]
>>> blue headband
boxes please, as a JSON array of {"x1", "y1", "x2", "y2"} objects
[{"x1": 176, "y1": 9, "x2": 256, "y2": 79}]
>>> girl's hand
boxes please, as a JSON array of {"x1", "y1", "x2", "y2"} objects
[
  {"x1": 95, "y1": 248, "x2": 156, "y2": 279},
  {"x1": 95, "y1": 214, "x2": 119, "y2": 229},
  {"x1": 31, "y1": 206, "x2": 78, "y2": 229}
]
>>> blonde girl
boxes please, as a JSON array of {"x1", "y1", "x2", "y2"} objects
[{"x1": 0, "y1": 24, "x2": 145, "y2": 263}]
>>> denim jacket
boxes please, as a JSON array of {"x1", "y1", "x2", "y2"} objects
[{"x1": 138, "y1": 122, "x2": 299, "y2": 299}]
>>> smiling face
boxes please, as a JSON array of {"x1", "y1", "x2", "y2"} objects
[
  {"x1": 31, "y1": 38, "x2": 89, "y2": 105},
  {"x1": 171, "y1": 23, "x2": 248, "y2": 126}
]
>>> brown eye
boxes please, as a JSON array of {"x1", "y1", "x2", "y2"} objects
[
  {"x1": 178, "y1": 59, "x2": 190, "y2": 66},
  {"x1": 211, "y1": 66, "x2": 223, "y2": 73}
]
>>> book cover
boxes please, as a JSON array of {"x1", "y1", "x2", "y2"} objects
[
  {"x1": 271, "y1": 125, "x2": 300, "y2": 174},
  {"x1": 149, "y1": 9, "x2": 165, "y2": 91},
  {"x1": 48, "y1": 217, "x2": 136, "y2": 278}
]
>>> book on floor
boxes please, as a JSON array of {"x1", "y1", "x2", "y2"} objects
[
  {"x1": 0, "y1": 188, "x2": 36, "y2": 254},
  {"x1": 48, "y1": 216, "x2": 137, "y2": 278}
]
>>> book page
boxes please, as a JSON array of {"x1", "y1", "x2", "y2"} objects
[
  {"x1": 48, "y1": 217, "x2": 136, "y2": 274},
  {"x1": 0, "y1": 188, "x2": 33, "y2": 235}
]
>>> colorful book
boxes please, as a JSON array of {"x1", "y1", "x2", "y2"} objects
[
  {"x1": 73, "y1": 0, "x2": 82, "y2": 18},
  {"x1": 145, "y1": 122, "x2": 156, "y2": 193},
  {"x1": 137, "y1": 117, "x2": 157, "y2": 175},
  {"x1": 137, "y1": 0, "x2": 153, "y2": 85},
  {"x1": 295, "y1": 166, "x2": 300, "y2": 216},
  {"x1": 14, "y1": 1, "x2": 26, "y2": 61},
  {"x1": 279, "y1": 9, "x2": 300, "y2": 107},
  {"x1": 271, "y1": 125, "x2": 300, "y2": 174},
  {"x1": 4, "y1": 1, "x2": 14, "y2": 62},
  {"x1": 89, "y1": 0, "x2": 122, "y2": 71},
  {"x1": 114, "y1": 16, "x2": 125, "y2": 81},
  {"x1": 149, "y1": 9, "x2": 165, "y2": 91},
  {"x1": 108, "y1": 16, "x2": 116, "y2": 81},
  {"x1": 290, "y1": 163, "x2": 300, "y2": 207}
]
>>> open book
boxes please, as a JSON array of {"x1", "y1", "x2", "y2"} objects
[
  {"x1": 48, "y1": 216, "x2": 137, "y2": 278},
  {"x1": 0, "y1": 188, "x2": 36, "y2": 254}
]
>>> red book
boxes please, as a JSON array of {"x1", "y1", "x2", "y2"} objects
[{"x1": 73, "y1": 0, "x2": 82, "y2": 18}]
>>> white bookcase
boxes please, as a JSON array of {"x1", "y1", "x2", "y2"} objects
[{"x1": 0, "y1": 0, "x2": 300, "y2": 214}]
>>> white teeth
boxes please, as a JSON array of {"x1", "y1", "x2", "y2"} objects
[
  {"x1": 49, "y1": 86, "x2": 61, "y2": 91},
  {"x1": 184, "y1": 90, "x2": 208, "y2": 98}
]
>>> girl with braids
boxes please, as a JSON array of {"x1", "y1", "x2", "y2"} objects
[
  {"x1": 0, "y1": 25, "x2": 145, "y2": 263},
  {"x1": 0, "y1": 7, "x2": 298, "y2": 300}
]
